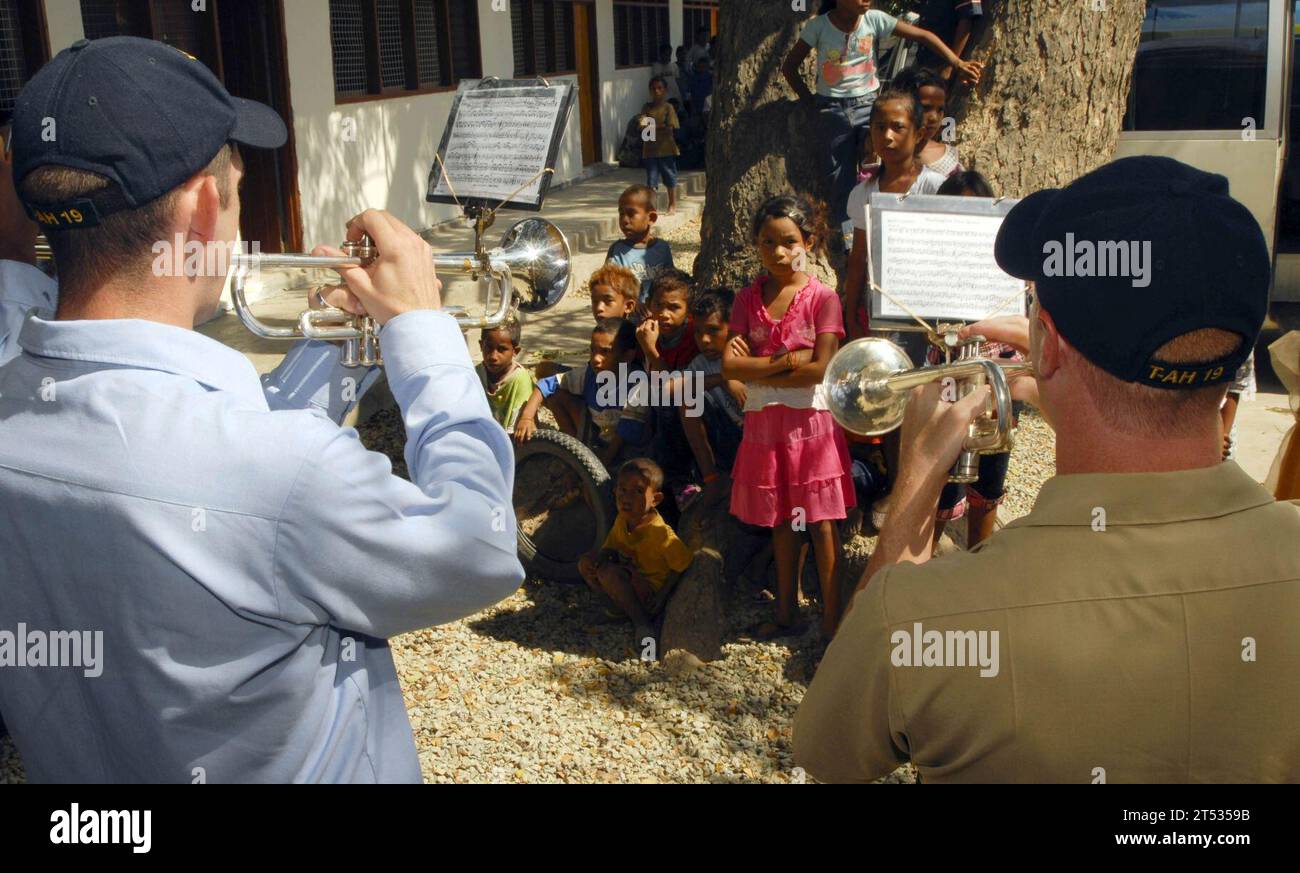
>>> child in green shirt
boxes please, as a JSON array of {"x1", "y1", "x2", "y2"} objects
[{"x1": 476, "y1": 318, "x2": 534, "y2": 433}]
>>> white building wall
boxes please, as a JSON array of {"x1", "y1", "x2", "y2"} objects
[
  {"x1": 287, "y1": 0, "x2": 599, "y2": 245},
  {"x1": 41, "y1": 0, "x2": 84, "y2": 48},
  {"x1": 595, "y1": 0, "x2": 682, "y2": 164},
  {"x1": 35, "y1": 0, "x2": 682, "y2": 244}
]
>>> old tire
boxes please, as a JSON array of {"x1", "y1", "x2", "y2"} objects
[{"x1": 513, "y1": 428, "x2": 613, "y2": 583}]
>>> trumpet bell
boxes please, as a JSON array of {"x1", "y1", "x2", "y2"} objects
[
  {"x1": 823, "y1": 337, "x2": 916, "y2": 436},
  {"x1": 499, "y1": 218, "x2": 570, "y2": 314}
]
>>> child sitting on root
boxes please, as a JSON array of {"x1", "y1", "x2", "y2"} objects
[{"x1": 579, "y1": 458, "x2": 696, "y2": 648}]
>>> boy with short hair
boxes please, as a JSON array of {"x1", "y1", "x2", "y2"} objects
[
  {"x1": 679, "y1": 287, "x2": 746, "y2": 500},
  {"x1": 638, "y1": 77, "x2": 681, "y2": 214},
  {"x1": 475, "y1": 317, "x2": 534, "y2": 433},
  {"x1": 515, "y1": 318, "x2": 646, "y2": 466},
  {"x1": 626, "y1": 269, "x2": 702, "y2": 513},
  {"x1": 636, "y1": 268, "x2": 698, "y2": 373},
  {"x1": 579, "y1": 457, "x2": 696, "y2": 646},
  {"x1": 587, "y1": 263, "x2": 640, "y2": 322},
  {"x1": 607, "y1": 184, "x2": 675, "y2": 303}
]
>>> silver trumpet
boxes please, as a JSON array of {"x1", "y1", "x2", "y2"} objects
[
  {"x1": 230, "y1": 217, "x2": 571, "y2": 368},
  {"x1": 823, "y1": 331, "x2": 1034, "y2": 483}
]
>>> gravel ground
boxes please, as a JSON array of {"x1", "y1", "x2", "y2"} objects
[{"x1": 0, "y1": 216, "x2": 1056, "y2": 784}]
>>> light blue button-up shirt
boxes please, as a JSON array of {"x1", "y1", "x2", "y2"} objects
[
  {"x1": 0, "y1": 261, "x2": 56, "y2": 360},
  {"x1": 0, "y1": 306, "x2": 523, "y2": 783}
]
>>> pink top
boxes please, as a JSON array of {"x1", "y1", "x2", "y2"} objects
[{"x1": 729, "y1": 273, "x2": 845, "y2": 411}]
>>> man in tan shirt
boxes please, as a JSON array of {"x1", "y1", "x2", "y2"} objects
[{"x1": 795, "y1": 156, "x2": 1300, "y2": 783}]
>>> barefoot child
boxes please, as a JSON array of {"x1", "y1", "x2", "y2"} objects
[
  {"x1": 679, "y1": 287, "x2": 746, "y2": 503},
  {"x1": 579, "y1": 458, "x2": 696, "y2": 647},
  {"x1": 893, "y1": 66, "x2": 963, "y2": 178},
  {"x1": 843, "y1": 86, "x2": 948, "y2": 340},
  {"x1": 722, "y1": 195, "x2": 856, "y2": 641},
  {"x1": 606, "y1": 185, "x2": 675, "y2": 303},
  {"x1": 631, "y1": 269, "x2": 701, "y2": 515},
  {"x1": 476, "y1": 318, "x2": 534, "y2": 433},
  {"x1": 638, "y1": 77, "x2": 682, "y2": 213},
  {"x1": 781, "y1": 0, "x2": 982, "y2": 231}
]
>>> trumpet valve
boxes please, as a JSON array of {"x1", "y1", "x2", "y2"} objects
[{"x1": 342, "y1": 234, "x2": 377, "y2": 263}]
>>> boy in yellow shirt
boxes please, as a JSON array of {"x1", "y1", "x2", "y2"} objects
[{"x1": 579, "y1": 458, "x2": 695, "y2": 648}]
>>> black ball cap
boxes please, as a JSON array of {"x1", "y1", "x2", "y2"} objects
[
  {"x1": 994, "y1": 156, "x2": 1269, "y2": 390},
  {"x1": 11, "y1": 36, "x2": 287, "y2": 229}
]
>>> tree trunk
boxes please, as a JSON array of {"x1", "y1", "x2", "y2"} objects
[
  {"x1": 696, "y1": 1, "x2": 829, "y2": 289},
  {"x1": 697, "y1": 0, "x2": 1147, "y2": 287},
  {"x1": 928, "y1": 0, "x2": 1148, "y2": 197}
]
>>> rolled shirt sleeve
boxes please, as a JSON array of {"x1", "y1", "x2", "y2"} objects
[
  {"x1": 794, "y1": 570, "x2": 911, "y2": 782},
  {"x1": 272, "y1": 309, "x2": 524, "y2": 639}
]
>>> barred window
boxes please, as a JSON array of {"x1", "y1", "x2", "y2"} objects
[
  {"x1": 329, "y1": 0, "x2": 481, "y2": 102},
  {"x1": 613, "y1": 0, "x2": 668, "y2": 69},
  {"x1": 79, "y1": 0, "x2": 150, "y2": 41},
  {"x1": 511, "y1": 0, "x2": 576, "y2": 78},
  {"x1": 683, "y1": 0, "x2": 718, "y2": 45},
  {"x1": 78, "y1": 1, "x2": 219, "y2": 71},
  {"x1": 1, "y1": 0, "x2": 48, "y2": 125}
]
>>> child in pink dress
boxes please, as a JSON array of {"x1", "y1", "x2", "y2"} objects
[{"x1": 722, "y1": 195, "x2": 856, "y2": 642}]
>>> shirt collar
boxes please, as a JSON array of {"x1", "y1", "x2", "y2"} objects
[
  {"x1": 1005, "y1": 461, "x2": 1275, "y2": 529},
  {"x1": 18, "y1": 313, "x2": 267, "y2": 406}
]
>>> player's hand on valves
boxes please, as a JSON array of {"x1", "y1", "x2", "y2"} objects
[
  {"x1": 308, "y1": 283, "x2": 368, "y2": 316},
  {"x1": 898, "y1": 380, "x2": 991, "y2": 483},
  {"x1": 960, "y1": 315, "x2": 1040, "y2": 408},
  {"x1": 318, "y1": 209, "x2": 442, "y2": 325}
]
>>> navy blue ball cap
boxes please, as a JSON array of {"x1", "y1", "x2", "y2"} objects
[
  {"x1": 994, "y1": 156, "x2": 1269, "y2": 390},
  {"x1": 11, "y1": 36, "x2": 287, "y2": 229}
]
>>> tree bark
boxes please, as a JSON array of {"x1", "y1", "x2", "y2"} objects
[
  {"x1": 697, "y1": 0, "x2": 1148, "y2": 287},
  {"x1": 927, "y1": 0, "x2": 1148, "y2": 198},
  {"x1": 696, "y1": 1, "x2": 830, "y2": 289}
]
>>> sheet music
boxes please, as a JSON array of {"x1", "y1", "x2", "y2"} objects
[
  {"x1": 877, "y1": 209, "x2": 1024, "y2": 322},
  {"x1": 430, "y1": 86, "x2": 566, "y2": 204}
]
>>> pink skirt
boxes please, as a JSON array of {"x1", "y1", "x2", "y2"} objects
[{"x1": 730, "y1": 405, "x2": 857, "y2": 528}]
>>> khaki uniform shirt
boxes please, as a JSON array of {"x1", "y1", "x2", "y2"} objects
[{"x1": 794, "y1": 462, "x2": 1300, "y2": 783}]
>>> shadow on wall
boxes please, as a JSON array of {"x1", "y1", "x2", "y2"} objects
[
  {"x1": 295, "y1": 97, "x2": 456, "y2": 245},
  {"x1": 297, "y1": 83, "x2": 590, "y2": 245}
]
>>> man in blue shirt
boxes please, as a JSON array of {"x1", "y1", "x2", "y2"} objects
[{"x1": 0, "y1": 37, "x2": 523, "y2": 783}]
